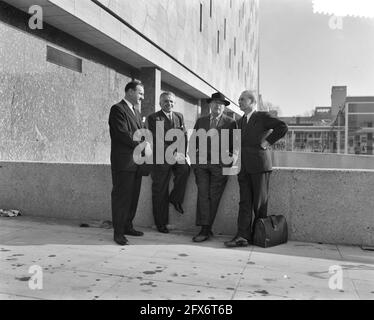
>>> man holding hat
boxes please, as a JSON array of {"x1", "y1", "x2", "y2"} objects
[{"x1": 189, "y1": 92, "x2": 237, "y2": 242}]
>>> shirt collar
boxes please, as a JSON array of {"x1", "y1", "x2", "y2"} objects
[
  {"x1": 124, "y1": 98, "x2": 135, "y2": 112},
  {"x1": 162, "y1": 110, "x2": 173, "y2": 118},
  {"x1": 245, "y1": 108, "x2": 256, "y2": 121},
  {"x1": 210, "y1": 113, "x2": 223, "y2": 121}
]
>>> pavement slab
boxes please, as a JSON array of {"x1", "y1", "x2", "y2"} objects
[{"x1": 0, "y1": 217, "x2": 373, "y2": 300}]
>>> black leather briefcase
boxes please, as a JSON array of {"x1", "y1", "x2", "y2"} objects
[{"x1": 253, "y1": 215, "x2": 288, "y2": 248}]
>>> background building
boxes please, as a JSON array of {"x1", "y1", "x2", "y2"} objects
[
  {"x1": 344, "y1": 96, "x2": 374, "y2": 155},
  {"x1": 274, "y1": 86, "x2": 374, "y2": 155},
  {"x1": 0, "y1": 0, "x2": 259, "y2": 163}
]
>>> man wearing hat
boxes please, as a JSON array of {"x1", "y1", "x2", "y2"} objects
[
  {"x1": 189, "y1": 92, "x2": 237, "y2": 242},
  {"x1": 224, "y1": 90, "x2": 288, "y2": 248}
]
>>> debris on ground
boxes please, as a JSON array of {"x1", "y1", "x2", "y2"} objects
[
  {"x1": 361, "y1": 245, "x2": 374, "y2": 252},
  {"x1": 79, "y1": 220, "x2": 112, "y2": 229},
  {"x1": 0, "y1": 209, "x2": 21, "y2": 217}
]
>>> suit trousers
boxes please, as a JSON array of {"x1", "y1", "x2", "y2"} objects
[
  {"x1": 151, "y1": 163, "x2": 190, "y2": 226},
  {"x1": 237, "y1": 171, "x2": 271, "y2": 240},
  {"x1": 111, "y1": 169, "x2": 142, "y2": 237},
  {"x1": 194, "y1": 164, "x2": 228, "y2": 227}
]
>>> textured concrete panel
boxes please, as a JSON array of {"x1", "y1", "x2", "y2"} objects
[
  {"x1": 0, "y1": 6, "x2": 203, "y2": 162},
  {"x1": 0, "y1": 15, "x2": 132, "y2": 163},
  {"x1": 0, "y1": 162, "x2": 373, "y2": 246},
  {"x1": 77, "y1": 0, "x2": 259, "y2": 102},
  {"x1": 269, "y1": 169, "x2": 374, "y2": 247}
]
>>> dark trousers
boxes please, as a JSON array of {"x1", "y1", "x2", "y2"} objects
[
  {"x1": 111, "y1": 170, "x2": 142, "y2": 237},
  {"x1": 151, "y1": 164, "x2": 190, "y2": 226},
  {"x1": 237, "y1": 171, "x2": 271, "y2": 240},
  {"x1": 194, "y1": 164, "x2": 228, "y2": 227}
]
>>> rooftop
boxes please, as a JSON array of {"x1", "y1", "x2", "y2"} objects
[{"x1": 1, "y1": 217, "x2": 373, "y2": 300}]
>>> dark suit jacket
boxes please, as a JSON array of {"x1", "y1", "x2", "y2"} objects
[
  {"x1": 190, "y1": 114, "x2": 237, "y2": 166},
  {"x1": 109, "y1": 100, "x2": 143, "y2": 172},
  {"x1": 147, "y1": 110, "x2": 188, "y2": 162},
  {"x1": 239, "y1": 111, "x2": 288, "y2": 174}
]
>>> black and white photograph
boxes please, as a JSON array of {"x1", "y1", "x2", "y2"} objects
[{"x1": 0, "y1": 0, "x2": 373, "y2": 306}]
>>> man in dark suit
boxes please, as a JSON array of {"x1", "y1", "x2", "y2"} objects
[
  {"x1": 109, "y1": 80, "x2": 152, "y2": 246},
  {"x1": 146, "y1": 92, "x2": 190, "y2": 233},
  {"x1": 189, "y1": 92, "x2": 237, "y2": 242},
  {"x1": 224, "y1": 90, "x2": 288, "y2": 248}
]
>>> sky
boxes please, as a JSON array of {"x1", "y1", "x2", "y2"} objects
[{"x1": 259, "y1": 0, "x2": 374, "y2": 116}]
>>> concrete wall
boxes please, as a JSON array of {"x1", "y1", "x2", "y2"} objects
[
  {"x1": 1, "y1": 161, "x2": 373, "y2": 246},
  {"x1": 272, "y1": 151, "x2": 374, "y2": 170},
  {"x1": 0, "y1": 3, "x2": 201, "y2": 162},
  {"x1": 0, "y1": 4, "x2": 131, "y2": 163}
]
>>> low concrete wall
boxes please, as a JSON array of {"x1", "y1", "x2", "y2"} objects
[
  {"x1": 272, "y1": 151, "x2": 374, "y2": 170},
  {"x1": 0, "y1": 161, "x2": 373, "y2": 246}
]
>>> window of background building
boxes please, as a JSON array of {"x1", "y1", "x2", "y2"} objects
[
  {"x1": 217, "y1": 30, "x2": 220, "y2": 54},
  {"x1": 224, "y1": 18, "x2": 227, "y2": 40},
  {"x1": 346, "y1": 102, "x2": 374, "y2": 155},
  {"x1": 199, "y1": 3, "x2": 203, "y2": 32},
  {"x1": 210, "y1": 0, "x2": 212, "y2": 18},
  {"x1": 229, "y1": 48, "x2": 232, "y2": 68},
  {"x1": 234, "y1": 38, "x2": 236, "y2": 55}
]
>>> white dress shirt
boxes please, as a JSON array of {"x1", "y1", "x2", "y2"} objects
[
  {"x1": 162, "y1": 110, "x2": 173, "y2": 121},
  {"x1": 124, "y1": 98, "x2": 136, "y2": 115},
  {"x1": 245, "y1": 108, "x2": 256, "y2": 123}
]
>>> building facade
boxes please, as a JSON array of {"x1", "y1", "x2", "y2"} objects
[{"x1": 0, "y1": 0, "x2": 259, "y2": 163}]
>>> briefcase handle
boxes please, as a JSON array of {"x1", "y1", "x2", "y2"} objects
[{"x1": 269, "y1": 216, "x2": 278, "y2": 230}]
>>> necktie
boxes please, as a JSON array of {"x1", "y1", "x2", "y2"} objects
[{"x1": 211, "y1": 117, "x2": 218, "y2": 129}]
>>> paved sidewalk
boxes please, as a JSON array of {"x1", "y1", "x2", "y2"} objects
[{"x1": 0, "y1": 217, "x2": 373, "y2": 300}]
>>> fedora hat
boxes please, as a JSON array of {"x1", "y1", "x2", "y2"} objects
[{"x1": 207, "y1": 92, "x2": 230, "y2": 106}]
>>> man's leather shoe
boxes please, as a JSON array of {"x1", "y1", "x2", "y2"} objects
[
  {"x1": 124, "y1": 229, "x2": 144, "y2": 236},
  {"x1": 157, "y1": 225, "x2": 169, "y2": 233},
  {"x1": 114, "y1": 235, "x2": 129, "y2": 246},
  {"x1": 224, "y1": 236, "x2": 249, "y2": 248},
  {"x1": 193, "y1": 226, "x2": 211, "y2": 243},
  {"x1": 193, "y1": 233, "x2": 210, "y2": 242},
  {"x1": 170, "y1": 201, "x2": 184, "y2": 214}
]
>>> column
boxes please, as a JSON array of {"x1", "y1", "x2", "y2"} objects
[
  {"x1": 344, "y1": 103, "x2": 349, "y2": 154},
  {"x1": 140, "y1": 67, "x2": 161, "y2": 118},
  {"x1": 367, "y1": 122, "x2": 373, "y2": 155},
  {"x1": 200, "y1": 98, "x2": 210, "y2": 117},
  {"x1": 291, "y1": 130, "x2": 295, "y2": 152}
]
